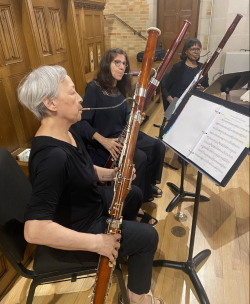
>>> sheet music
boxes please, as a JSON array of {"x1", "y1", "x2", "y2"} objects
[
  {"x1": 189, "y1": 107, "x2": 250, "y2": 182},
  {"x1": 162, "y1": 96, "x2": 221, "y2": 157},
  {"x1": 163, "y1": 94, "x2": 250, "y2": 183}
]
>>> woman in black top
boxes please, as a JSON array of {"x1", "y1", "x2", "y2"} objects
[
  {"x1": 77, "y1": 48, "x2": 166, "y2": 205},
  {"x1": 18, "y1": 65, "x2": 164, "y2": 304},
  {"x1": 162, "y1": 38, "x2": 209, "y2": 111}
]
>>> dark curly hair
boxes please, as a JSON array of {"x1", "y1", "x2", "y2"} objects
[
  {"x1": 96, "y1": 47, "x2": 132, "y2": 96},
  {"x1": 180, "y1": 38, "x2": 202, "y2": 62}
]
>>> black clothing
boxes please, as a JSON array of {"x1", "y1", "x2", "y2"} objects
[
  {"x1": 78, "y1": 81, "x2": 130, "y2": 143},
  {"x1": 26, "y1": 131, "x2": 103, "y2": 232},
  {"x1": 77, "y1": 81, "x2": 165, "y2": 202},
  {"x1": 179, "y1": 65, "x2": 200, "y2": 96},
  {"x1": 25, "y1": 127, "x2": 158, "y2": 294},
  {"x1": 162, "y1": 61, "x2": 209, "y2": 110}
]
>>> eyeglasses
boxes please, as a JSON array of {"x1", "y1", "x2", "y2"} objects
[
  {"x1": 189, "y1": 47, "x2": 201, "y2": 52},
  {"x1": 113, "y1": 60, "x2": 128, "y2": 68}
]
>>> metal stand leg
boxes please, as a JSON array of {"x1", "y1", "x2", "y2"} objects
[
  {"x1": 166, "y1": 160, "x2": 210, "y2": 212},
  {"x1": 154, "y1": 172, "x2": 211, "y2": 304}
]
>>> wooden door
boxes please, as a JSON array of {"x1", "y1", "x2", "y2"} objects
[
  {"x1": 83, "y1": 9, "x2": 104, "y2": 73},
  {"x1": 157, "y1": 0, "x2": 200, "y2": 70},
  {"x1": 75, "y1": 3, "x2": 105, "y2": 75}
]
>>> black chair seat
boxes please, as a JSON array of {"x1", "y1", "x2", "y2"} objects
[{"x1": 33, "y1": 245, "x2": 98, "y2": 275}]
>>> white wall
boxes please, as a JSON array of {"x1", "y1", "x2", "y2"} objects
[{"x1": 197, "y1": 0, "x2": 249, "y2": 82}]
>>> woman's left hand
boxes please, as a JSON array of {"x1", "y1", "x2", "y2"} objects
[
  {"x1": 140, "y1": 112, "x2": 146, "y2": 124},
  {"x1": 132, "y1": 167, "x2": 136, "y2": 181},
  {"x1": 196, "y1": 83, "x2": 205, "y2": 91}
]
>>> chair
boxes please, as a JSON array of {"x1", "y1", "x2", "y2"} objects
[{"x1": 0, "y1": 148, "x2": 129, "y2": 304}]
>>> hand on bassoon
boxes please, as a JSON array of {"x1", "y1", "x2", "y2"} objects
[
  {"x1": 113, "y1": 167, "x2": 136, "y2": 182},
  {"x1": 140, "y1": 112, "x2": 146, "y2": 124},
  {"x1": 196, "y1": 83, "x2": 205, "y2": 91},
  {"x1": 102, "y1": 138, "x2": 123, "y2": 159},
  {"x1": 95, "y1": 233, "x2": 121, "y2": 262}
]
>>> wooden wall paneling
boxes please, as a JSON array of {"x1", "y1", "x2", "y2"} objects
[
  {"x1": 0, "y1": 0, "x2": 38, "y2": 151},
  {"x1": 74, "y1": 1, "x2": 105, "y2": 82},
  {"x1": 83, "y1": 10, "x2": 104, "y2": 73},
  {"x1": 0, "y1": 78, "x2": 20, "y2": 151},
  {"x1": 30, "y1": 0, "x2": 74, "y2": 80},
  {"x1": 75, "y1": 6, "x2": 89, "y2": 73},
  {"x1": 93, "y1": 12, "x2": 104, "y2": 67},
  {"x1": 0, "y1": 0, "x2": 38, "y2": 295},
  {"x1": 22, "y1": 0, "x2": 44, "y2": 67},
  {"x1": 64, "y1": 0, "x2": 86, "y2": 94},
  {"x1": 9, "y1": 73, "x2": 40, "y2": 143},
  {"x1": 84, "y1": 12, "x2": 94, "y2": 73},
  {"x1": 22, "y1": 0, "x2": 86, "y2": 94}
]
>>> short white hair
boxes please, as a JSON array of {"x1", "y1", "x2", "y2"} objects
[{"x1": 18, "y1": 65, "x2": 67, "y2": 121}]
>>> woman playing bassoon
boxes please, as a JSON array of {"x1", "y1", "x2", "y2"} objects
[{"x1": 19, "y1": 64, "x2": 164, "y2": 304}]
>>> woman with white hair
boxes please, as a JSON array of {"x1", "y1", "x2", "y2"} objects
[{"x1": 18, "y1": 65, "x2": 164, "y2": 304}]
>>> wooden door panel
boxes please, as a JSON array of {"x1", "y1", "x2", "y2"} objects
[
  {"x1": 85, "y1": 14, "x2": 94, "y2": 38},
  {"x1": 31, "y1": 0, "x2": 75, "y2": 81},
  {"x1": 94, "y1": 14, "x2": 101, "y2": 37},
  {"x1": 0, "y1": 0, "x2": 37, "y2": 151},
  {"x1": 9, "y1": 73, "x2": 40, "y2": 143},
  {"x1": 158, "y1": 0, "x2": 200, "y2": 70},
  {"x1": 84, "y1": 10, "x2": 104, "y2": 73},
  {"x1": 0, "y1": 79, "x2": 19, "y2": 151}
]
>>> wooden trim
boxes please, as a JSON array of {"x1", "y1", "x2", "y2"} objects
[
  {"x1": 65, "y1": 0, "x2": 87, "y2": 95},
  {"x1": 22, "y1": 0, "x2": 44, "y2": 68},
  {"x1": 74, "y1": 2, "x2": 105, "y2": 10}
]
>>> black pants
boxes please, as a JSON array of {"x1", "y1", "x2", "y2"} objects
[{"x1": 49, "y1": 185, "x2": 158, "y2": 294}]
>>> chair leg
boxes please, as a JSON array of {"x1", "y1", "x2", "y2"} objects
[
  {"x1": 26, "y1": 280, "x2": 37, "y2": 304},
  {"x1": 114, "y1": 266, "x2": 129, "y2": 304}
]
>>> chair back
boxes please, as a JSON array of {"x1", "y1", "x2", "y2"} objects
[{"x1": 0, "y1": 148, "x2": 32, "y2": 273}]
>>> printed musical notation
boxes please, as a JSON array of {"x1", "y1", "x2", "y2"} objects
[
  {"x1": 189, "y1": 106, "x2": 249, "y2": 182},
  {"x1": 163, "y1": 95, "x2": 249, "y2": 183}
]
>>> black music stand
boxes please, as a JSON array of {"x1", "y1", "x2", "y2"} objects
[
  {"x1": 154, "y1": 171, "x2": 211, "y2": 303},
  {"x1": 166, "y1": 159, "x2": 210, "y2": 212},
  {"x1": 205, "y1": 71, "x2": 250, "y2": 100},
  {"x1": 155, "y1": 90, "x2": 250, "y2": 304}
]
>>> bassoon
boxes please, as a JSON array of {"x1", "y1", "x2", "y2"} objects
[
  {"x1": 144, "y1": 20, "x2": 191, "y2": 109},
  {"x1": 104, "y1": 20, "x2": 191, "y2": 169},
  {"x1": 198, "y1": 13, "x2": 243, "y2": 84},
  {"x1": 91, "y1": 27, "x2": 161, "y2": 304}
]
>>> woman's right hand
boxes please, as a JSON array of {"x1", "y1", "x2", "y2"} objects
[
  {"x1": 95, "y1": 234, "x2": 121, "y2": 262},
  {"x1": 167, "y1": 96, "x2": 174, "y2": 103},
  {"x1": 102, "y1": 138, "x2": 123, "y2": 159}
]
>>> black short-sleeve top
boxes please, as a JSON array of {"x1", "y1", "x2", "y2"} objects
[{"x1": 25, "y1": 128, "x2": 103, "y2": 232}]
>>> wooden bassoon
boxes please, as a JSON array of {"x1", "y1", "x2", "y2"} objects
[
  {"x1": 198, "y1": 13, "x2": 243, "y2": 84},
  {"x1": 91, "y1": 27, "x2": 161, "y2": 304},
  {"x1": 104, "y1": 20, "x2": 191, "y2": 170},
  {"x1": 144, "y1": 20, "x2": 191, "y2": 109}
]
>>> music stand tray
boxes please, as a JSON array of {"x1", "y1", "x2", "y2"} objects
[{"x1": 205, "y1": 71, "x2": 250, "y2": 99}]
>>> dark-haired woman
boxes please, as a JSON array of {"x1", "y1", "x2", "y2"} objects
[
  {"x1": 162, "y1": 38, "x2": 209, "y2": 110},
  {"x1": 77, "y1": 48, "x2": 166, "y2": 215}
]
